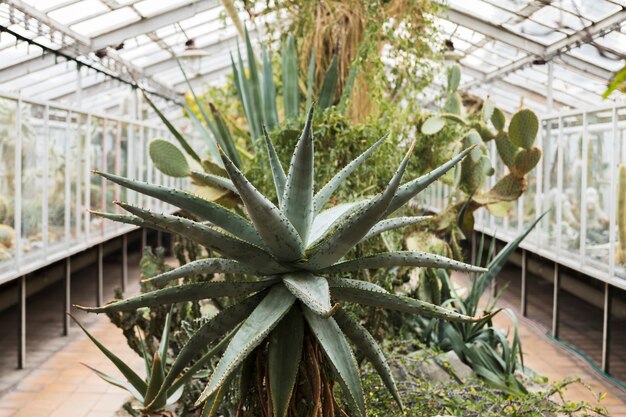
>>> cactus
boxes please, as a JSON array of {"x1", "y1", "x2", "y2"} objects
[
  {"x1": 81, "y1": 111, "x2": 492, "y2": 417},
  {"x1": 508, "y1": 109, "x2": 538, "y2": 149},
  {"x1": 0, "y1": 197, "x2": 7, "y2": 224},
  {"x1": 0, "y1": 224, "x2": 14, "y2": 249},
  {"x1": 148, "y1": 139, "x2": 191, "y2": 178},
  {"x1": 617, "y1": 165, "x2": 626, "y2": 264}
]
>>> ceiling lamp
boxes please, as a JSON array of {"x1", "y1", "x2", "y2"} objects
[{"x1": 179, "y1": 39, "x2": 208, "y2": 76}]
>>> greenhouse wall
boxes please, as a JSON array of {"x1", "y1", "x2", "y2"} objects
[
  {"x1": 420, "y1": 103, "x2": 626, "y2": 291},
  {"x1": 0, "y1": 93, "x2": 186, "y2": 286}
]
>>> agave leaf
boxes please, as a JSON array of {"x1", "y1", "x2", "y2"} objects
[
  {"x1": 313, "y1": 134, "x2": 388, "y2": 215},
  {"x1": 95, "y1": 171, "x2": 261, "y2": 246},
  {"x1": 262, "y1": 125, "x2": 286, "y2": 203},
  {"x1": 320, "y1": 251, "x2": 486, "y2": 274},
  {"x1": 231, "y1": 52, "x2": 252, "y2": 136},
  {"x1": 262, "y1": 48, "x2": 279, "y2": 131},
  {"x1": 144, "y1": 352, "x2": 166, "y2": 409},
  {"x1": 281, "y1": 107, "x2": 315, "y2": 242},
  {"x1": 359, "y1": 216, "x2": 430, "y2": 243},
  {"x1": 186, "y1": 107, "x2": 222, "y2": 166},
  {"x1": 329, "y1": 279, "x2": 486, "y2": 323},
  {"x1": 236, "y1": 43, "x2": 261, "y2": 142},
  {"x1": 307, "y1": 202, "x2": 365, "y2": 245},
  {"x1": 196, "y1": 285, "x2": 296, "y2": 405},
  {"x1": 142, "y1": 91, "x2": 201, "y2": 163},
  {"x1": 245, "y1": 27, "x2": 264, "y2": 139},
  {"x1": 200, "y1": 386, "x2": 227, "y2": 417},
  {"x1": 269, "y1": 308, "x2": 304, "y2": 417},
  {"x1": 303, "y1": 308, "x2": 366, "y2": 417},
  {"x1": 283, "y1": 36, "x2": 299, "y2": 119},
  {"x1": 334, "y1": 309, "x2": 402, "y2": 408},
  {"x1": 305, "y1": 141, "x2": 415, "y2": 269},
  {"x1": 318, "y1": 54, "x2": 338, "y2": 109},
  {"x1": 283, "y1": 273, "x2": 334, "y2": 317},
  {"x1": 190, "y1": 171, "x2": 238, "y2": 194},
  {"x1": 89, "y1": 211, "x2": 150, "y2": 229},
  {"x1": 305, "y1": 45, "x2": 315, "y2": 111},
  {"x1": 166, "y1": 326, "x2": 238, "y2": 399},
  {"x1": 70, "y1": 315, "x2": 147, "y2": 396},
  {"x1": 338, "y1": 51, "x2": 360, "y2": 114},
  {"x1": 145, "y1": 258, "x2": 265, "y2": 285},
  {"x1": 116, "y1": 202, "x2": 283, "y2": 271},
  {"x1": 328, "y1": 277, "x2": 389, "y2": 294},
  {"x1": 384, "y1": 145, "x2": 474, "y2": 217},
  {"x1": 211, "y1": 103, "x2": 243, "y2": 167},
  {"x1": 220, "y1": 151, "x2": 304, "y2": 261},
  {"x1": 82, "y1": 363, "x2": 144, "y2": 402},
  {"x1": 158, "y1": 310, "x2": 172, "y2": 372},
  {"x1": 165, "y1": 385, "x2": 185, "y2": 406},
  {"x1": 76, "y1": 279, "x2": 278, "y2": 313},
  {"x1": 159, "y1": 293, "x2": 265, "y2": 401},
  {"x1": 474, "y1": 213, "x2": 545, "y2": 301}
]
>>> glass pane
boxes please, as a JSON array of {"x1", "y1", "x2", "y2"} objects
[
  {"x1": 585, "y1": 110, "x2": 612, "y2": 271},
  {"x1": 48, "y1": 107, "x2": 68, "y2": 252},
  {"x1": 561, "y1": 114, "x2": 583, "y2": 259},
  {"x1": 540, "y1": 118, "x2": 559, "y2": 252},
  {"x1": 105, "y1": 119, "x2": 118, "y2": 233},
  {"x1": 21, "y1": 103, "x2": 45, "y2": 264},
  {"x1": 614, "y1": 107, "x2": 626, "y2": 280},
  {"x1": 90, "y1": 116, "x2": 105, "y2": 238},
  {"x1": 68, "y1": 112, "x2": 86, "y2": 244},
  {"x1": 0, "y1": 98, "x2": 17, "y2": 274}
]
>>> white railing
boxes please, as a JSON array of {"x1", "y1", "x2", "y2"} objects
[
  {"x1": 417, "y1": 103, "x2": 626, "y2": 291},
  {"x1": 0, "y1": 92, "x2": 191, "y2": 285}
]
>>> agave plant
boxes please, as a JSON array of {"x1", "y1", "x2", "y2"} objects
[
  {"x1": 81, "y1": 108, "x2": 490, "y2": 417},
  {"x1": 413, "y1": 214, "x2": 545, "y2": 394},
  {"x1": 71, "y1": 312, "x2": 221, "y2": 416}
]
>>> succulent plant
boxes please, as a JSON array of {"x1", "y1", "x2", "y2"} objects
[
  {"x1": 81, "y1": 108, "x2": 489, "y2": 417},
  {"x1": 71, "y1": 312, "x2": 217, "y2": 416}
]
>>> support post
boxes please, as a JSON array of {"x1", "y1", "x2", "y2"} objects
[
  {"x1": 97, "y1": 244, "x2": 103, "y2": 307},
  {"x1": 121, "y1": 234, "x2": 128, "y2": 294},
  {"x1": 141, "y1": 227, "x2": 147, "y2": 250},
  {"x1": 18, "y1": 276, "x2": 26, "y2": 369},
  {"x1": 157, "y1": 230, "x2": 163, "y2": 248},
  {"x1": 552, "y1": 262, "x2": 560, "y2": 338},
  {"x1": 520, "y1": 249, "x2": 528, "y2": 317},
  {"x1": 602, "y1": 282, "x2": 612, "y2": 373},
  {"x1": 63, "y1": 257, "x2": 71, "y2": 336}
]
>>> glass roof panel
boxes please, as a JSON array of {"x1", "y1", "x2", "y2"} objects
[
  {"x1": 71, "y1": 7, "x2": 140, "y2": 36},
  {"x1": 448, "y1": 0, "x2": 515, "y2": 25},
  {"x1": 134, "y1": 0, "x2": 194, "y2": 18},
  {"x1": 48, "y1": 0, "x2": 109, "y2": 25}
]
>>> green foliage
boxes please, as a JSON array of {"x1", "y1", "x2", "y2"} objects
[
  {"x1": 72, "y1": 310, "x2": 219, "y2": 414},
  {"x1": 411, "y1": 217, "x2": 544, "y2": 393},
  {"x1": 82, "y1": 117, "x2": 491, "y2": 417},
  {"x1": 363, "y1": 355, "x2": 608, "y2": 417},
  {"x1": 603, "y1": 64, "x2": 626, "y2": 99}
]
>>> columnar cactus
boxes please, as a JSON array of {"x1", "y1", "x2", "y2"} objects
[{"x1": 81, "y1": 109, "x2": 490, "y2": 417}]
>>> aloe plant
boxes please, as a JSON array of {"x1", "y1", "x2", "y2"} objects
[
  {"x1": 80, "y1": 108, "x2": 491, "y2": 417},
  {"x1": 413, "y1": 215, "x2": 545, "y2": 394},
  {"x1": 71, "y1": 311, "x2": 220, "y2": 416}
]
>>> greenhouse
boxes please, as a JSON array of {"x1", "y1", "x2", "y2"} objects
[{"x1": 0, "y1": 0, "x2": 625, "y2": 416}]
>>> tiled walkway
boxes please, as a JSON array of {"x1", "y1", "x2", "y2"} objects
[{"x1": 1, "y1": 262, "x2": 625, "y2": 416}]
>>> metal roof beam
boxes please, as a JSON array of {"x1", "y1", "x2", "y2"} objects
[
  {"x1": 443, "y1": 7, "x2": 545, "y2": 56},
  {"x1": 443, "y1": 7, "x2": 615, "y2": 82}
]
